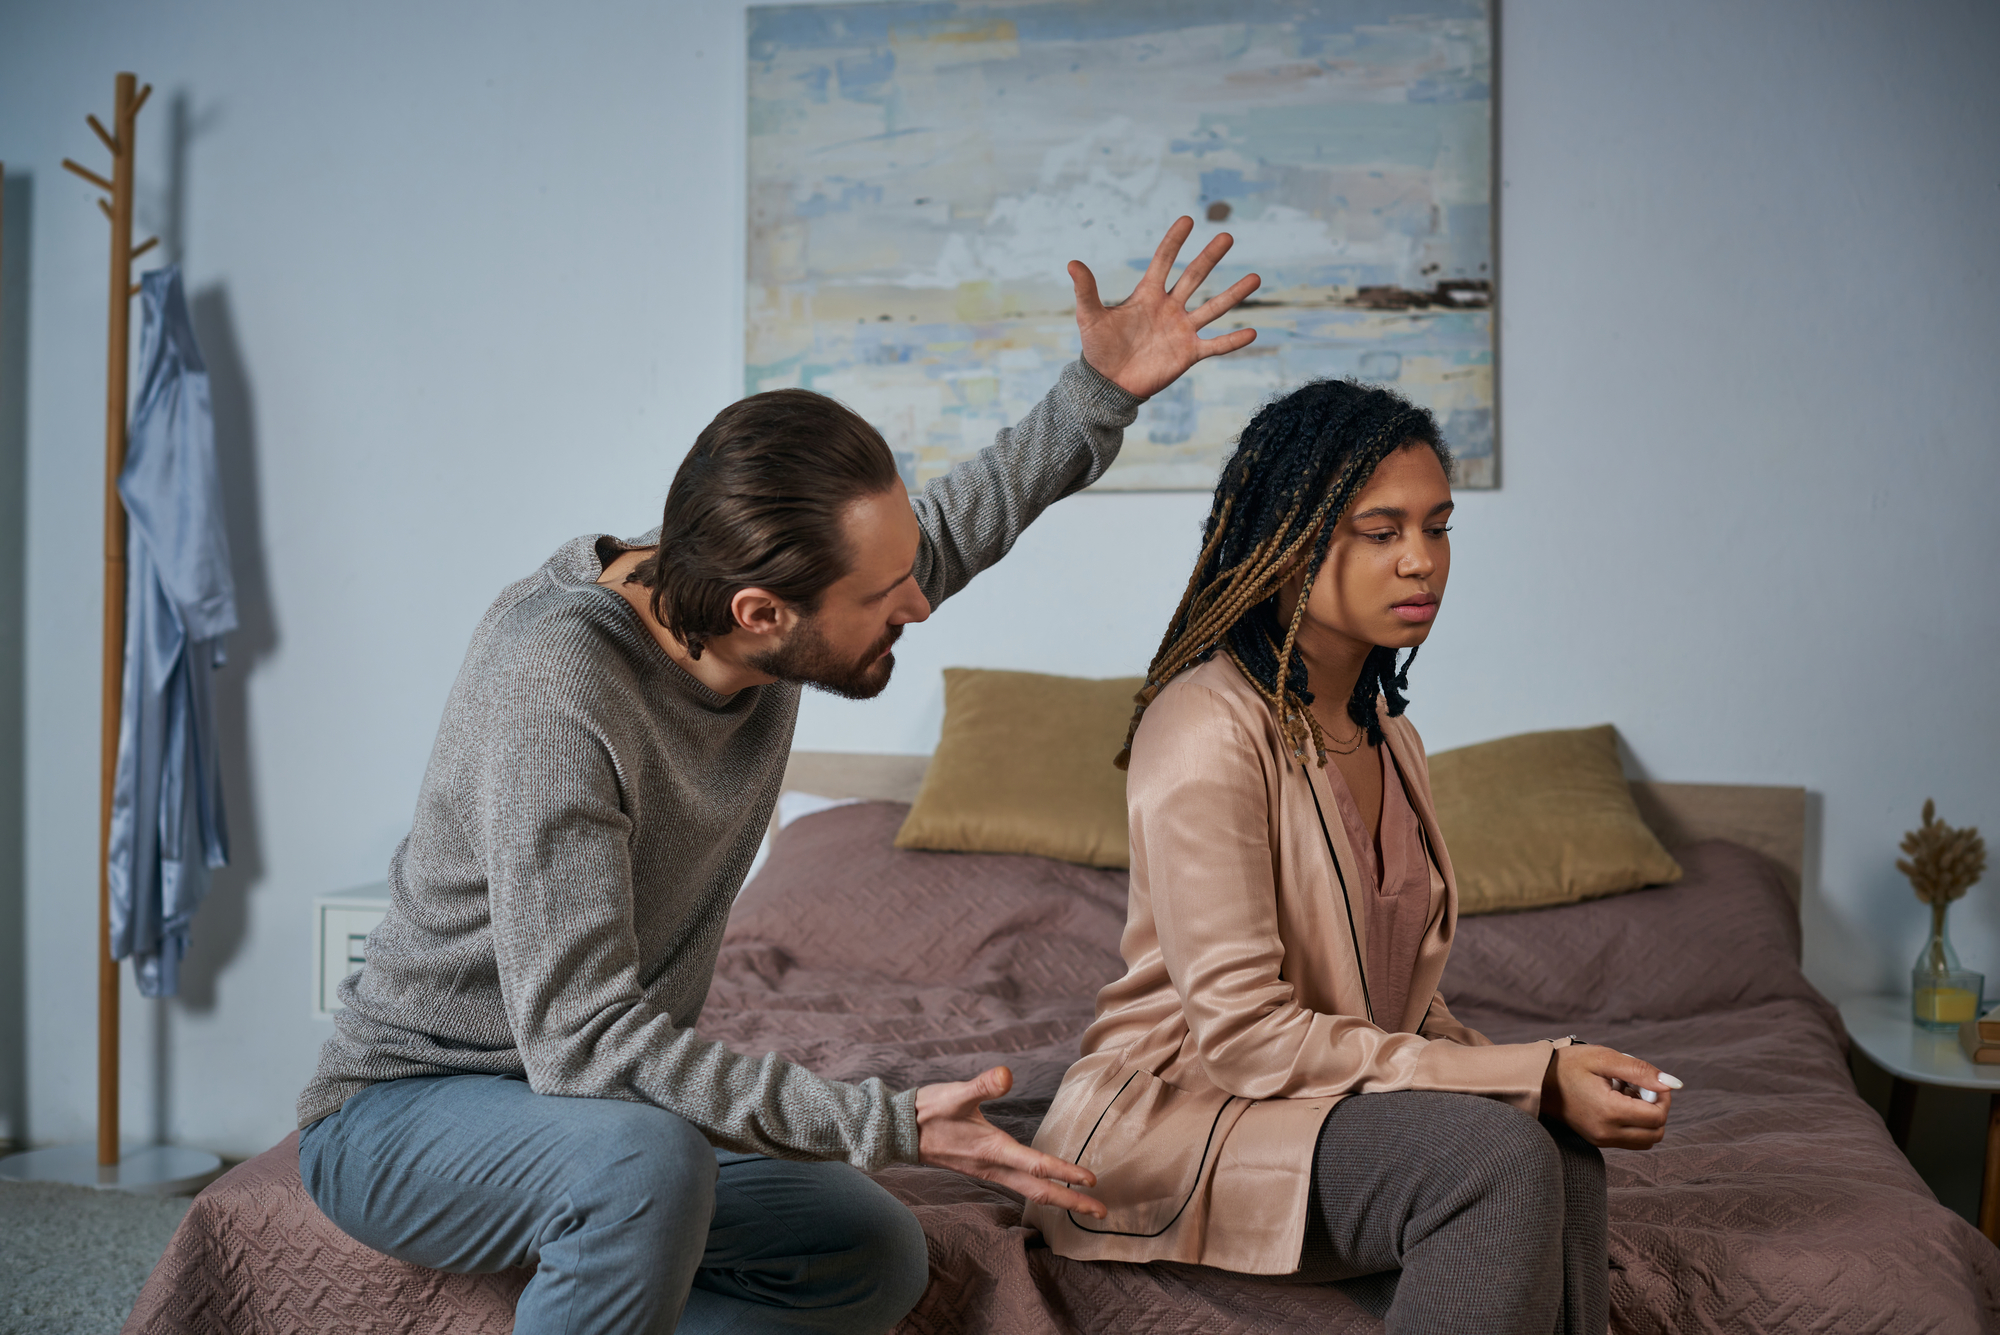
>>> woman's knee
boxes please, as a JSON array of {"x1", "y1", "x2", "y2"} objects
[
  {"x1": 1463, "y1": 1097, "x2": 1560, "y2": 1174},
  {"x1": 1545, "y1": 1115, "x2": 1607, "y2": 1183},
  {"x1": 1452, "y1": 1103, "x2": 1568, "y2": 1256},
  {"x1": 1392, "y1": 1093, "x2": 1563, "y2": 1217}
]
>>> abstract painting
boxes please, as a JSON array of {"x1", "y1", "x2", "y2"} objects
[{"x1": 747, "y1": 0, "x2": 1495, "y2": 489}]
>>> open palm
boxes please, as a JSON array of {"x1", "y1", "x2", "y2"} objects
[
  {"x1": 1070, "y1": 216, "x2": 1262, "y2": 400},
  {"x1": 915, "y1": 1065, "x2": 1106, "y2": 1219}
]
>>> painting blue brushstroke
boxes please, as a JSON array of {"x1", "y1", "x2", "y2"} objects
[{"x1": 747, "y1": 0, "x2": 1496, "y2": 489}]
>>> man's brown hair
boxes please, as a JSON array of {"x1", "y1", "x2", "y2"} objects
[{"x1": 631, "y1": 389, "x2": 900, "y2": 658}]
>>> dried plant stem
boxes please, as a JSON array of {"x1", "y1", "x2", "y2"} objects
[{"x1": 1923, "y1": 902, "x2": 1951, "y2": 974}]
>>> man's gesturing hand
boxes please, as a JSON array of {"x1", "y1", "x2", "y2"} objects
[
  {"x1": 1542, "y1": 1044, "x2": 1680, "y2": 1150},
  {"x1": 1071, "y1": 216, "x2": 1261, "y2": 400},
  {"x1": 916, "y1": 1065, "x2": 1107, "y2": 1219}
]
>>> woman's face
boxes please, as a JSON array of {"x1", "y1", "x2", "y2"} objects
[{"x1": 1295, "y1": 443, "x2": 1454, "y2": 656}]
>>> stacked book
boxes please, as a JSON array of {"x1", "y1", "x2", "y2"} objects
[{"x1": 1959, "y1": 1010, "x2": 2000, "y2": 1063}]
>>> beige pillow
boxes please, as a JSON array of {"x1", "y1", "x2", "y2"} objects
[
  {"x1": 1428, "y1": 724, "x2": 1683, "y2": 915},
  {"x1": 894, "y1": 668, "x2": 1140, "y2": 868}
]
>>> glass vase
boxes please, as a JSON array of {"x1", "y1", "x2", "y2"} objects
[{"x1": 1912, "y1": 902, "x2": 1984, "y2": 1031}]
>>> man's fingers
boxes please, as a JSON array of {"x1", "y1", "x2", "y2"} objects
[
  {"x1": 937, "y1": 1065, "x2": 1010, "y2": 1116},
  {"x1": 1027, "y1": 1148, "x2": 1095, "y2": 1189},
  {"x1": 1068, "y1": 260, "x2": 1104, "y2": 316},
  {"x1": 1169, "y1": 231, "x2": 1235, "y2": 302},
  {"x1": 1189, "y1": 273, "x2": 1263, "y2": 327},
  {"x1": 980, "y1": 1133, "x2": 1097, "y2": 1189},
  {"x1": 989, "y1": 1167, "x2": 1108, "y2": 1219},
  {"x1": 968, "y1": 1065, "x2": 1014, "y2": 1105},
  {"x1": 917, "y1": 1066, "x2": 1014, "y2": 1124},
  {"x1": 1023, "y1": 1177, "x2": 1108, "y2": 1220},
  {"x1": 1140, "y1": 216, "x2": 1195, "y2": 291},
  {"x1": 1193, "y1": 327, "x2": 1257, "y2": 359}
]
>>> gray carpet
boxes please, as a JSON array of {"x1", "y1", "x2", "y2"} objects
[{"x1": 0, "y1": 1181, "x2": 190, "y2": 1335}]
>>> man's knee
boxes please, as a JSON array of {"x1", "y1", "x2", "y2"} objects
[
  {"x1": 794, "y1": 1167, "x2": 931, "y2": 1322},
  {"x1": 566, "y1": 1101, "x2": 718, "y2": 1232},
  {"x1": 865, "y1": 1192, "x2": 931, "y2": 1320}
]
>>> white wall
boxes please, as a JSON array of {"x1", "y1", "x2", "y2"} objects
[{"x1": 0, "y1": 0, "x2": 1995, "y2": 1158}]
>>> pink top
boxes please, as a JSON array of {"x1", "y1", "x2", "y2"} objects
[{"x1": 1323, "y1": 741, "x2": 1437, "y2": 1034}]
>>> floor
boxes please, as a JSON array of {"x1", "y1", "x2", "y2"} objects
[{"x1": 0, "y1": 1179, "x2": 191, "y2": 1335}]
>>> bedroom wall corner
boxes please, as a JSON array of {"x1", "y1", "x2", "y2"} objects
[{"x1": 0, "y1": 168, "x2": 31, "y2": 1151}]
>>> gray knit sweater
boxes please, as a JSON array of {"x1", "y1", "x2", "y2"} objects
[{"x1": 298, "y1": 360, "x2": 1142, "y2": 1170}]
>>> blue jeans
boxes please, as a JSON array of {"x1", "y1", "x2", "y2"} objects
[{"x1": 298, "y1": 1074, "x2": 930, "y2": 1334}]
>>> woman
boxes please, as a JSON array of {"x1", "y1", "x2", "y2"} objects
[{"x1": 1026, "y1": 381, "x2": 1679, "y2": 1333}]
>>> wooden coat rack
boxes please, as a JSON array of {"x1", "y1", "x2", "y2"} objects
[{"x1": 62, "y1": 69, "x2": 158, "y2": 1171}]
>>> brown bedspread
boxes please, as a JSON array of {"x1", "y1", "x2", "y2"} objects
[{"x1": 129, "y1": 802, "x2": 2000, "y2": 1334}]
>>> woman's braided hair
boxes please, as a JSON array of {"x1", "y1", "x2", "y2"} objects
[{"x1": 1115, "y1": 379, "x2": 1453, "y2": 770}]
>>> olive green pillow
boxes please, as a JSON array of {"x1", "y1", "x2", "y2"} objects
[
  {"x1": 894, "y1": 668, "x2": 1140, "y2": 868},
  {"x1": 1428, "y1": 724, "x2": 1683, "y2": 915}
]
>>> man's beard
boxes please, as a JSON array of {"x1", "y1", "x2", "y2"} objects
[{"x1": 747, "y1": 617, "x2": 902, "y2": 700}]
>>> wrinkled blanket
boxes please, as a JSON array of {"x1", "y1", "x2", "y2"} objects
[{"x1": 128, "y1": 802, "x2": 2000, "y2": 1334}]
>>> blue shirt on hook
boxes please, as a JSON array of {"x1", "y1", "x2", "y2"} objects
[{"x1": 108, "y1": 264, "x2": 236, "y2": 998}]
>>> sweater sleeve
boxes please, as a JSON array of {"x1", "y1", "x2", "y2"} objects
[
  {"x1": 910, "y1": 358, "x2": 1143, "y2": 608},
  {"x1": 1130, "y1": 680, "x2": 1552, "y2": 1112},
  {"x1": 475, "y1": 654, "x2": 919, "y2": 1169}
]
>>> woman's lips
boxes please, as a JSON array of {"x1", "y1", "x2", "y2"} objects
[{"x1": 1391, "y1": 598, "x2": 1438, "y2": 623}]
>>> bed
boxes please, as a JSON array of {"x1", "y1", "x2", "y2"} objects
[{"x1": 127, "y1": 752, "x2": 2000, "y2": 1334}]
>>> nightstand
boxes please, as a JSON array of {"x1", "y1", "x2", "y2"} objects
[{"x1": 1839, "y1": 995, "x2": 2000, "y2": 1242}]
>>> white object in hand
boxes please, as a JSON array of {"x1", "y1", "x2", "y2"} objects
[{"x1": 1612, "y1": 1060, "x2": 1683, "y2": 1103}]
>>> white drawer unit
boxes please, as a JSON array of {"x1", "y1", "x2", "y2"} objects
[{"x1": 313, "y1": 884, "x2": 391, "y2": 1018}]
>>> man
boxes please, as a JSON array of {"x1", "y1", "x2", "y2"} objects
[{"x1": 297, "y1": 219, "x2": 1260, "y2": 1334}]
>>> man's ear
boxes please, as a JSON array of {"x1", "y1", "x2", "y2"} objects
[{"x1": 729, "y1": 587, "x2": 797, "y2": 640}]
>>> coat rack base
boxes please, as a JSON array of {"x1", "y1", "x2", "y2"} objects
[{"x1": 0, "y1": 1142, "x2": 223, "y2": 1195}]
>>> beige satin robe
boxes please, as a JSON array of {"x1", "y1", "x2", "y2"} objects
[{"x1": 1027, "y1": 657, "x2": 1558, "y2": 1275}]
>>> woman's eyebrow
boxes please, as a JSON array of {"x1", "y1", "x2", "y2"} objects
[{"x1": 1349, "y1": 500, "x2": 1455, "y2": 522}]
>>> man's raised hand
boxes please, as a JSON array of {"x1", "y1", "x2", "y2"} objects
[
  {"x1": 915, "y1": 1065, "x2": 1107, "y2": 1219},
  {"x1": 1070, "y1": 216, "x2": 1261, "y2": 400}
]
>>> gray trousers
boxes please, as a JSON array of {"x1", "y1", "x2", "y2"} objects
[
  {"x1": 298, "y1": 1074, "x2": 930, "y2": 1334},
  {"x1": 1295, "y1": 1090, "x2": 1608, "y2": 1334}
]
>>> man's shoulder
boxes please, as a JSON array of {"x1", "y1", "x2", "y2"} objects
[{"x1": 460, "y1": 535, "x2": 654, "y2": 694}]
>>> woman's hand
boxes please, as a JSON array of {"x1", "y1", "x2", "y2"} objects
[
  {"x1": 915, "y1": 1065, "x2": 1108, "y2": 1219},
  {"x1": 1541, "y1": 1044, "x2": 1681, "y2": 1149},
  {"x1": 1069, "y1": 216, "x2": 1261, "y2": 399}
]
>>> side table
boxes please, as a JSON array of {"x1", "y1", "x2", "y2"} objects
[{"x1": 1840, "y1": 995, "x2": 2000, "y2": 1242}]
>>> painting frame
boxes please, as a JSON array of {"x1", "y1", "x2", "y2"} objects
[{"x1": 747, "y1": 0, "x2": 1498, "y2": 490}]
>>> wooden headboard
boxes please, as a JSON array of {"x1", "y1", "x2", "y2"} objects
[{"x1": 781, "y1": 751, "x2": 1809, "y2": 906}]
